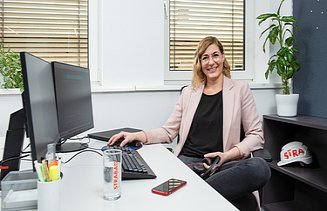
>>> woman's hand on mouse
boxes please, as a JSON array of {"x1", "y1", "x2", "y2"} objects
[{"x1": 108, "y1": 131, "x2": 146, "y2": 147}]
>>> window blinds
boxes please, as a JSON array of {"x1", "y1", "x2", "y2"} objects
[
  {"x1": 0, "y1": 0, "x2": 88, "y2": 67},
  {"x1": 169, "y1": 0, "x2": 244, "y2": 71}
]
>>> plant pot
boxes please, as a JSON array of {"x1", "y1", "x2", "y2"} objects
[{"x1": 275, "y1": 94, "x2": 299, "y2": 117}]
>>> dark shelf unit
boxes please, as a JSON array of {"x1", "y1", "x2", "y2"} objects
[{"x1": 262, "y1": 115, "x2": 327, "y2": 211}]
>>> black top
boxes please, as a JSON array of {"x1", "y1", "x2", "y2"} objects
[{"x1": 180, "y1": 91, "x2": 223, "y2": 158}]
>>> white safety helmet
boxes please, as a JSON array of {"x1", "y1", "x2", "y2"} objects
[{"x1": 277, "y1": 141, "x2": 313, "y2": 167}]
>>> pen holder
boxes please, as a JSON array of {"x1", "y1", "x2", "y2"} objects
[{"x1": 37, "y1": 178, "x2": 61, "y2": 211}]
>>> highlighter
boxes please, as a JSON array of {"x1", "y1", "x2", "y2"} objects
[{"x1": 49, "y1": 165, "x2": 60, "y2": 181}]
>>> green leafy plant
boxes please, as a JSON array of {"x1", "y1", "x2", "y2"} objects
[
  {"x1": 0, "y1": 45, "x2": 23, "y2": 90},
  {"x1": 257, "y1": 0, "x2": 300, "y2": 95}
]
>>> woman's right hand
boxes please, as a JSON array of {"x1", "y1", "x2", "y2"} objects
[{"x1": 108, "y1": 131, "x2": 146, "y2": 147}]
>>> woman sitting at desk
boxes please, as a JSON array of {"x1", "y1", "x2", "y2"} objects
[{"x1": 108, "y1": 36, "x2": 270, "y2": 209}]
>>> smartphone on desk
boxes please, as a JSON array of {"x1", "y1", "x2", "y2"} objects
[{"x1": 151, "y1": 178, "x2": 187, "y2": 196}]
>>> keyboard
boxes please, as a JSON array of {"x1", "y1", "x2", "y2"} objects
[{"x1": 106, "y1": 145, "x2": 157, "y2": 180}]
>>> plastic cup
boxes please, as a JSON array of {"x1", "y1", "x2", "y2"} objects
[{"x1": 103, "y1": 149, "x2": 122, "y2": 200}]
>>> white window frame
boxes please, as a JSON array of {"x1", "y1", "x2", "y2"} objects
[
  {"x1": 164, "y1": 0, "x2": 255, "y2": 85},
  {"x1": 88, "y1": 0, "x2": 101, "y2": 84}
]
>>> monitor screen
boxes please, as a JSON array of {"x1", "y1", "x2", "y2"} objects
[
  {"x1": 20, "y1": 52, "x2": 60, "y2": 162},
  {"x1": 52, "y1": 61, "x2": 94, "y2": 152}
]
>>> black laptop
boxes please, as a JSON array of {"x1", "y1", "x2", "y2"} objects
[{"x1": 87, "y1": 127, "x2": 141, "y2": 141}]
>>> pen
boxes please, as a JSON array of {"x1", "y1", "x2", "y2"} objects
[
  {"x1": 42, "y1": 159, "x2": 50, "y2": 182},
  {"x1": 34, "y1": 160, "x2": 44, "y2": 182}
]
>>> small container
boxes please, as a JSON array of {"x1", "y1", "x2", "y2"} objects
[{"x1": 1, "y1": 170, "x2": 37, "y2": 211}]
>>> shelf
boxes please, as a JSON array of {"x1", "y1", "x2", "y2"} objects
[
  {"x1": 263, "y1": 114, "x2": 327, "y2": 130},
  {"x1": 263, "y1": 115, "x2": 327, "y2": 209},
  {"x1": 269, "y1": 160, "x2": 327, "y2": 193}
]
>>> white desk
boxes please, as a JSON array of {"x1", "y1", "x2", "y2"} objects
[{"x1": 1, "y1": 139, "x2": 238, "y2": 211}]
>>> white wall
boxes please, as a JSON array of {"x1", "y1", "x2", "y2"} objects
[
  {"x1": 98, "y1": 0, "x2": 165, "y2": 88},
  {"x1": 0, "y1": 92, "x2": 24, "y2": 137},
  {"x1": 0, "y1": 88, "x2": 278, "y2": 138}
]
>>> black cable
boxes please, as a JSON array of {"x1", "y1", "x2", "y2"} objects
[
  {"x1": 69, "y1": 136, "x2": 89, "y2": 140},
  {"x1": 21, "y1": 150, "x2": 31, "y2": 154},
  {"x1": 87, "y1": 145, "x2": 102, "y2": 151},
  {"x1": 58, "y1": 136, "x2": 90, "y2": 146},
  {"x1": 58, "y1": 138, "x2": 68, "y2": 145},
  {"x1": 22, "y1": 143, "x2": 31, "y2": 153},
  {"x1": 61, "y1": 149, "x2": 103, "y2": 164},
  {"x1": 0, "y1": 154, "x2": 29, "y2": 165}
]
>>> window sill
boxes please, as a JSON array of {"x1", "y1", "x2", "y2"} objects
[
  {"x1": 0, "y1": 83, "x2": 282, "y2": 95},
  {"x1": 91, "y1": 85, "x2": 182, "y2": 93},
  {"x1": 0, "y1": 89, "x2": 22, "y2": 95},
  {"x1": 91, "y1": 82, "x2": 281, "y2": 93}
]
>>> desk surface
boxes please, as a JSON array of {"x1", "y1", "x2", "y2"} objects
[{"x1": 1, "y1": 139, "x2": 238, "y2": 211}]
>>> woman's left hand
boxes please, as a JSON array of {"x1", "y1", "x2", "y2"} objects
[
  {"x1": 204, "y1": 152, "x2": 225, "y2": 167},
  {"x1": 204, "y1": 146, "x2": 242, "y2": 169}
]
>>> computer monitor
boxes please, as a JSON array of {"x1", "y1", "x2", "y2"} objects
[
  {"x1": 1, "y1": 52, "x2": 60, "y2": 181},
  {"x1": 1, "y1": 109, "x2": 26, "y2": 180},
  {"x1": 52, "y1": 61, "x2": 94, "y2": 153},
  {"x1": 20, "y1": 52, "x2": 61, "y2": 162}
]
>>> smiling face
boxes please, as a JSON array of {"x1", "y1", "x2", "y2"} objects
[
  {"x1": 191, "y1": 36, "x2": 231, "y2": 88},
  {"x1": 200, "y1": 44, "x2": 225, "y2": 83}
]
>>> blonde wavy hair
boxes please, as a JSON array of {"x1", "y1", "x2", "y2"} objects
[{"x1": 192, "y1": 36, "x2": 231, "y2": 88}]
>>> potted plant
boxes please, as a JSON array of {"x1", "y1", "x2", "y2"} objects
[
  {"x1": 0, "y1": 45, "x2": 23, "y2": 90},
  {"x1": 257, "y1": 0, "x2": 300, "y2": 117}
]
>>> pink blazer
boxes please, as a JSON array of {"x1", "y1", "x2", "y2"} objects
[{"x1": 144, "y1": 76, "x2": 264, "y2": 157}]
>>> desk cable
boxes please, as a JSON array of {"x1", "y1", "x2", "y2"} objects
[
  {"x1": 60, "y1": 136, "x2": 91, "y2": 145},
  {"x1": 61, "y1": 149, "x2": 103, "y2": 164},
  {"x1": 0, "y1": 154, "x2": 30, "y2": 169}
]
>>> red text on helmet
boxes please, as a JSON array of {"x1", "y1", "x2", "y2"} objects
[{"x1": 283, "y1": 148, "x2": 305, "y2": 159}]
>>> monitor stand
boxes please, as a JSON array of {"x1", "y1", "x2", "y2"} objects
[
  {"x1": 1, "y1": 108, "x2": 26, "y2": 181},
  {"x1": 56, "y1": 141, "x2": 88, "y2": 153}
]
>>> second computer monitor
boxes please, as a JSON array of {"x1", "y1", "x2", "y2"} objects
[
  {"x1": 20, "y1": 52, "x2": 60, "y2": 162},
  {"x1": 52, "y1": 61, "x2": 94, "y2": 152}
]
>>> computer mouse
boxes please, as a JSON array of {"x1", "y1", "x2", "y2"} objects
[
  {"x1": 101, "y1": 145, "x2": 110, "y2": 151},
  {"x1": 127, "y1": 141, "x2": 143, "y2": 150},
  {"x1": 101, "y1": 141, "x2": 143, "y2": 151}
]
